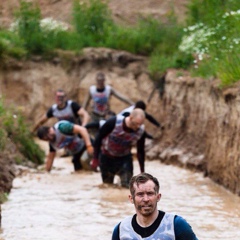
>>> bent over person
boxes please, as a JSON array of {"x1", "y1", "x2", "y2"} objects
[
  {"x1": 112, "y1": 172, "x2": 199, "y2": 240},
  {"x1": 91, "y1": 108, "x2": 145, "y2": 188},
  {"x1": 37, "y1": 120, "x2": 93, "y2": 172}
]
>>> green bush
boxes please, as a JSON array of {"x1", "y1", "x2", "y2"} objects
[
  {"x1": 2, "y1": 0, "x2": 239, "y2": 86},
  {"x1": 0, "y1": 100, "x2": 44, "y2": 165},
  {"x1": 44, "y1": 30, "x2": 83, "y2": 51},
  {"x1": 72, "y1": 0, "x2": 113, "y2": 47},
  {"x1": 181, "y1": 0, "x2": 240, "y2": 85},
  {"x1": 0, "y1": 29, "x2": 26, "y2": 59},
  {"x1": 104, "y1": 24, "x2": 144, "y2": 53},
  {"x1": 217, "y1": 53, "x2": 240, "y2": 87},
  {"x1": 14, "y1": 1, "x2": 50, "y2": 55},
  {"x1": 186, "y1": 0, "x2": 239, "y2": 26}
]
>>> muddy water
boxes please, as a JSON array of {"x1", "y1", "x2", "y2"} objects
[{"x1": 1, "y1": 144, "x2": 240, "y2": 239}]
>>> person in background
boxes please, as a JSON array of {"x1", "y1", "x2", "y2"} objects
[
  {"x1": 83, "y1": 72, "x2": 134, "y2": 122},
  {"x1": 111, "y1": 172, "x2": 199, "y2": 240},
  {"x1": 91, "y1": 108, "x2": 145, "y2": 188},
  {"x1": 33, "y1": 89, "x2": 90, "y2": 132},
  {"x1": 86, "y1": 100, "x2": 160, "y2": 140},
  {"x1": 37, "y1": 120, "x2": 93, "y2": 172}
]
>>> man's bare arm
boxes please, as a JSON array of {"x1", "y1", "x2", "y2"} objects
[
  {"x1": 111, "y1": 88, "x2": 134, "y2": 105},
  {"x1": 45, "y1": 151, "x2": 56, "y2": 172},
  {"x1": 73, "y1": 125, "x2": 93, "y2": 155},
  {"x1": 78, "y1": 107, "x2": 90, "y2": 126}
]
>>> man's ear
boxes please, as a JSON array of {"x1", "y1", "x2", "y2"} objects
[
  {"x1": 157, "y1": 193, "x2": 161, "y2": 202},
  {"x1": 128, "y1": 194, "x2": 134, "y2": 204}
]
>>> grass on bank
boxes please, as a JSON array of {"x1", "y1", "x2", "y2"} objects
[
  {"x1": 0, "y1": 0, "x2": 192, "y2": 78},
  {"x1": 0, "y1": 98, "x2": 45, "y2": 165},
  {"x1": 183, "y1": 0, "x2": 240, "y2": 86},
  {"x1": 0, "y1": 0, "x2": 239, "y2": 86}
]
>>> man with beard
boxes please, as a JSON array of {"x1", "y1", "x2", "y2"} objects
[{"x1": 111, "y1": 173, "x2": 199, "y2": 240}]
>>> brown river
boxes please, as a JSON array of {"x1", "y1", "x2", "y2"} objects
[{"x1": 0, "y1": 141, "x2": 240, "y2": 240}]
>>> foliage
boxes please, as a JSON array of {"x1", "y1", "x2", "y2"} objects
[
  {"x1": 13, "y1": 1, "x2": 50, "y2": 55},
  {"x1": 186, "y1": 0, "x2": 239, "y2": 26},
  {"x1": 181, "y1": 0, "x2": 240, "y2": 85},
  {"x1": 148, "y1": 50, "x2": 194, "y2": 76},
  {"x1": 105, "y1": 17, "x2": 181, "y2": 55},
  {"x1": 0, "y1": 99, "x2": 45, "y2": 165},
  {"x1": 72, "y1": 0, "x2": 113, "y2": 47},
  {"x1": 217, "y1": 54, "x2": 240, "y2": 87},
  {"x1": 0, "y1": 29, "x2": 26, "y2": 59},
  {"x1": 1, "y1": 0, "x2": 239, "y2": 85}
]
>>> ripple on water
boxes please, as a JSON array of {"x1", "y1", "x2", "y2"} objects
[{"x1": 1, "y1": 159, "x2": 240, "y2": 240}]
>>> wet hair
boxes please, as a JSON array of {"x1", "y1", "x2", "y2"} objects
[
  {"x1": 135, "y1": 100, "x2": 146, "y2": 111},
  {"x1": 129, "y1": 173, "x2": 160, "y2": 196},
  {"x1": 37, "y1": 126, "x2": 50, "y2": 139}
]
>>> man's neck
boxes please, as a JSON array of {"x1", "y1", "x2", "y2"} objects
[
  {"x1": 57, "y1": 101, "x2": 67, "y2": 109},
  {"x1": 136, "y1": 210, "x2": 159, "y2": 228}
]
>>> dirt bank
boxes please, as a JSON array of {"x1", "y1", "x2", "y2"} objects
[
  {"x1": 0, "y1": 0, "x2": 189, "y2": 28},
  {"x1": 0, "y1": 47, "x2": 239, "y2": 197},
  {"x1": 0, "y1": 0, "x2": 239, "y2": 197}
]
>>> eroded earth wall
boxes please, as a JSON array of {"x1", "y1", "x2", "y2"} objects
[
  {"x1": 155, "y1": 71, "x2": 240, "y2": 196},
  {"x1": 0, "y1": 48, "x2": 239, "y2": 196}
]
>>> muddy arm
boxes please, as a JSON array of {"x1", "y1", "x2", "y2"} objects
[
  {"x1": 45, "y1": 151, "x2": 56, "y2": 172},
  {"x1": 111, "y1": 88, "x2": 134, "y2": 105}
]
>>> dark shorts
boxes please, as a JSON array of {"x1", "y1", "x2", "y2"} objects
[{"x1": 100, "y1": 153, "x2": 133, "y2": 188}]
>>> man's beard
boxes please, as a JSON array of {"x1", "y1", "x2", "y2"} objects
[{"x1": 137, "y1": 204, "x2": 154, "y2": 216}]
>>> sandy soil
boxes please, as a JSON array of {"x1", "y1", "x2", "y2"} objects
[{"x1": 0, "y1": 0, "x2": 189, "y2": 27}]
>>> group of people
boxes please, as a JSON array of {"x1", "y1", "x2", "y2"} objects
[
  {"x1": 33, "y1": 71, "x2": 198, "y2": 239},
  {"x1": 34, "y1": 72, "x2": 161, "y2": 187}
]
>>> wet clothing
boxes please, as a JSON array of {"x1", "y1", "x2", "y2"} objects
[
  {"x1": 49, "y1": 120, "x2": 86, "y2": 170},
  {"x1": 119, "y1": 104, "x2": 160, "y2": 140},
  {"x1": 100, "y1": 153, "x2": 133, "y2": 188},
  {"x1": 94, "y1": 115, "x2": 145, "y2": 187},
  {"x1": 85, "y1": 120, "x2": 106, "y2": 130},
  {"x1": 46, "y1": 100, "x2": 82, "y2": 124},
  {"x1": 89, "y1": 85, "x2": 112, "y2": 118},
  {"x1": 101, "y1": 115, "x2": 144, "y2": 157},
  {"x1": 112, "y1": 210, "x2": 199, "y2": 240}
]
